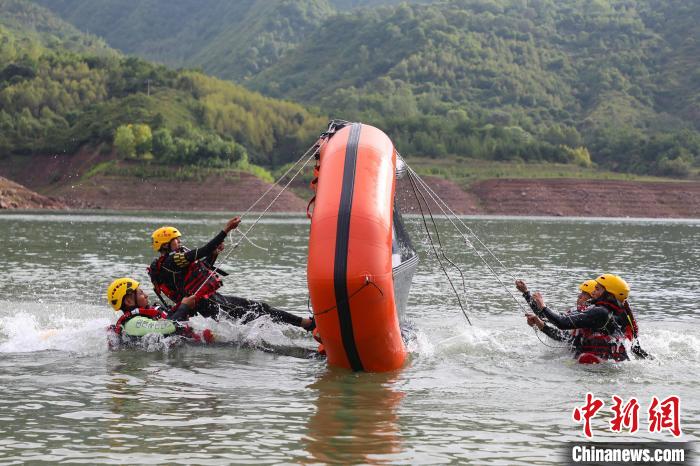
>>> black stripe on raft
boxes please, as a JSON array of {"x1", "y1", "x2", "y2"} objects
[{"x1": 334, "y1": 123, "x2": 364, "y2": 372}]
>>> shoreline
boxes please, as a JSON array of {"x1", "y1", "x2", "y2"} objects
[
  {"x1": 2, "y1": 166, "x2": 700, "y2": 219},
  {"x1": 2, "y1": 208, "x2": 699, "y2": 223}
]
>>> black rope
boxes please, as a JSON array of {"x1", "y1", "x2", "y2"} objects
[
  {"x1": 312, "y1": 279, "x2": 384, "y2": 317},
  {"x1": 406, "y1": 169, "x2": 575, "y2": 347},
  {"x1": 407, "y1": 171, "x2": 472, "y2": 325}
]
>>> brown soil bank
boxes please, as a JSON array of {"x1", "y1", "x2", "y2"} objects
[
  {"x1": 0, "y1": 176, "x2": 66, "y2": 210},
  {"x1": 1, "y1": 153, "x2": 699, "y2": 217},
  {"x1": 469, "y1": 179, "x2": 700, "y2": 218},
  {"x1": 47, "y1": 175, "x2": 700, "y2": 218},
  {"x1": 45, "y1": 172, "x2": 308, "y2": 212}
]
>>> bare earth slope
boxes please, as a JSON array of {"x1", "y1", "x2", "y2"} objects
[
  {"x1": 0, "y1": 176, "x2": 66, "y2": 210},
  {"x1": 1, "y1": 154, "x2": 699, "y2": 217},
  {"x1": 470, "y1": 179, "x2": 700, "y2": 218},
  {"x1": 48, "y1": 172, "x2": 307, "y2": 212}
]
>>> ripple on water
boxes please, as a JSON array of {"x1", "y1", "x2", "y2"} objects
[{"x1": 0, "y1": 214, "x2": 698, "y2": 464}]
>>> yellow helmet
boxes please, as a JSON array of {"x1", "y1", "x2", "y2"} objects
[
  {"x1": 578, "y1": 279, "x2": 597, "y2": 295},
  {"x1": 595, "y1": 273, "x2": 630, "y2": 301},
  {"x1": 151, "y1": 226, "x2": 181, "y2": 252},
  {"x1": 107, "y1": 278, "x2": 140, "y2": 311}
]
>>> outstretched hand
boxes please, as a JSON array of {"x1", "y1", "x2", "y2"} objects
[
  {"x1": 224, "y1": 216, "x2": 241, "y2": 233},
  {"x1": 525, "y1": 312, "x2": 544, "y2": 330},
  {"x1": 181, "y1": 296, "x2": 196, "y2": 308},
  {"x1": 532, "y1": 291, "x2": 545, "y2": 311},
  {"x1": 515, "y1": 279, "x2": 528, "y2": 293}
]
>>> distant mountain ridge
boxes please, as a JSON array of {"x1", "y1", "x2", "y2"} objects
[
  {"x1": 0, "y1": 0, "x2": 113, "y2": 54},
  {"x1": 30, "y1": 0, "x2": 700, "y2": 176},
  {"x1": 1, "y1": 0, "x2": 325, "y2": 168}
]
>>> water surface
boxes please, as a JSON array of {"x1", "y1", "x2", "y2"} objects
[{"x1": 1, "y1": 212, "x2": 698, "y2": 464}]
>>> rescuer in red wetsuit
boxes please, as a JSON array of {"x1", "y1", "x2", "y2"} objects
[
  {"x1": 519, "y1": 274, "x2": 649, "y2": 360},
  {"x1": 148, "y1": 217, "x2": 314, "y2": 331}
]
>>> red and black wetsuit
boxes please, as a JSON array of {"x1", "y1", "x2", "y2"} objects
[
  {"x1": 539, "y1": 297, "x2": 631, "y2": 361},
  {"x1": 148, "y1": 230, "x2": 304, "y2": 327}
]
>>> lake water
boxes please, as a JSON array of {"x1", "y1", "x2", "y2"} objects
[{"x1": 0, "y1": 211, "x2": 698, "y2": 464}]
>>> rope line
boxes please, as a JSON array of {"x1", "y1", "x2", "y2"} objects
[
  {"x1": 189, "y1": 139, "x2": 324, "y2": 298},
  {"x1": 403, "y1": 162, "x2": 568, "y2": 348},
  {"x1": 229, "y1": 141, "x2": 322, "y2": 251},
  {"x1": 238, "y1": 142, "x2": 322, "y2": 221},
  {"x1": 312, "y1": 279, "x2": 384, "y2": 317},
  {"x1": 407, "y1": 170, "x2": 472, "y2": 325},
  {"x1": 405, "y1": 164, "x2": 528, "y2": 314}
]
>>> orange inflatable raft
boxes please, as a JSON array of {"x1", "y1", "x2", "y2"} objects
[{"x1": 307, "y1": 121, "x2": 418, "y2": 372}]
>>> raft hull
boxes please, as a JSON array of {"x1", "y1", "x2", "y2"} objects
[{"x1": 307, "y1": 123, "x2": 407, "y2": 372}]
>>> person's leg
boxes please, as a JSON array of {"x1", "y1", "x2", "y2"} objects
[{"x1": 211, "y1": 293, "x2": 309, "y2": 328}]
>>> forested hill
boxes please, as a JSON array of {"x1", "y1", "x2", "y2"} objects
[
  {"x1": 253, "y1": 0, "x2": 700, "y2": 174},
  {"x1": 0, "y1": 0, "x2": 326, "y2": 169},
  {"x1": 0, "y1": 0, "x2": 113, "y2": 54},
  {"x1": 32, "y1": 0, "x2": 700, "y2": 176},
  {"x1": 32, "y1": 0, "x2": 331, "y2": 82}
]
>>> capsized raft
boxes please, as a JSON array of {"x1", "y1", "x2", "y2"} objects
[{"x1": 307, "y1": 121, "x2": 418, "y2": 372}]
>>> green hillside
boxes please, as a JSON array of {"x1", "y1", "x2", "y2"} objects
[
  {"x1": 0, "y1": 0, "x2": 326, "y2": 171},
  {"x1": 253, "y1": 0, "x2": 700, "y2": 175},
  {"x1": 32, "y1": 0, "x2": 336, "y2": 82},
  {"x1": 32, "y1": 0, "x2": 438, "y2": 83},
  {"x1": 0, "y1": 0, "x2": 114, "y2": 54},
  {"x1": 31, "y1": 0, "x2": 700, "y2": 177}
]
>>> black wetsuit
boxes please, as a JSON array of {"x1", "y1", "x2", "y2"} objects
[
  {"x1": 149, "y1": 231, "x2": 304, "y2": 327},
  {"x1": 521, "y1": 290, "x2": 574, "y2": 342},
  {"x1": 540, "y1": 298, "x2": 630, "y2": 360},
  {"x1": 522, "y1": 290, "x2": 650, "y2": 360}
]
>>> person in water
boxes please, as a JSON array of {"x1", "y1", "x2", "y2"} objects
[
  {"x1": 520, "y1": 274, "x2": 648, "y2": 361},
  {"x1": 516, "y1": 278, "x2": 596, "y2": 342},
  {"x1": 106, "y1": 277, "x2": 213, "y2": 343},
  {"x1": 148, "y1": 217, "x2": 314, "y2": 331}
]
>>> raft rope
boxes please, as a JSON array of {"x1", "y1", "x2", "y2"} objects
[
  {"x1": 189, "y1": 140, "x2": 324, "y2": 300},
  {"x1": 310, "y1": 279, "x2": 384, "y2": 317},
  {"x1": 404, "y1": 162, "x2": 568, "y2": 348},
  {"x1": 406, "y1": 169, "x2": 472, "y2": 326}
]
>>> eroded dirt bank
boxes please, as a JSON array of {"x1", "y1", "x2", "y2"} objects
[
  {"x1": 0, "y1": 176, "x2": 66, "y2": 210},
  {"x1": 1, "y1": 153, "x2": 699, "y2": 217},
  {"x1": 468, "y1": 178, "x2": 700, "y2": 218}
]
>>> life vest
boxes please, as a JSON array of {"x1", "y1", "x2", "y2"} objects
[
  {"x1": 113, "y1": 307, "x2": 169, "y2": 336},
  {"x1": 623, "y1": 300, "x2": 639, "y2": 339},
  {"x1": 576, "y1": 299, "x2": 632, "y2": 361},
  {"x1": 109, "y1": 306, "x2": 214, "y2": 344},
  {"x1": 567, "y1": 303, "x2": 590, "y2": 338},
  {"x1": 148, "y1": 251, "x2": 222, "y2": 304}
]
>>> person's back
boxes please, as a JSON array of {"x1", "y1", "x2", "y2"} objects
[{"x1": 570, "y1": 295, "x2": 630, "y2": 361}]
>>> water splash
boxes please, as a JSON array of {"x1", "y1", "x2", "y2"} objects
[
  {"x1": 412, "y1": 314, "x2": 700, "y2": 367},
  {"x1": 0, "y1": 302, "x2": 316, "y2": 357},
  {"x1": 0, "y1": 310, "x2": 110, "y2": 354}
]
